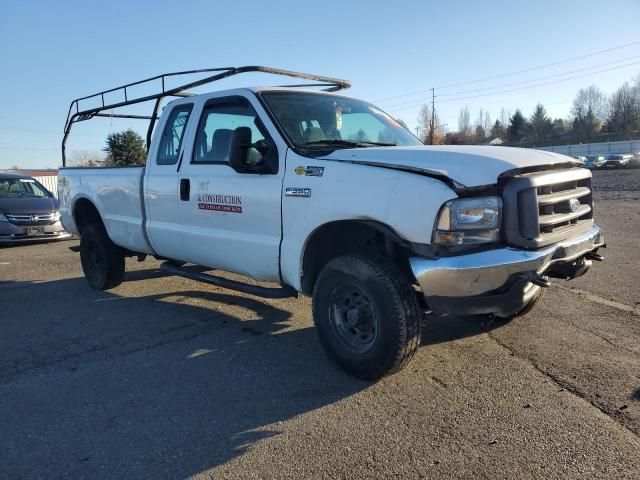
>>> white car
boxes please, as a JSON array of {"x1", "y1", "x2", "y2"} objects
[
  {"x1": 604, "y1": 154, "x2": 633, "y2": 168},
  {"x1": 58, "y1": 66, "x2": 605, "y2": 379}
]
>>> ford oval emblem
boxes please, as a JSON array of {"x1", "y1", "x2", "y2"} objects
[{"x1": 569, "y1": 198, "x2": 580, "y2": 212}]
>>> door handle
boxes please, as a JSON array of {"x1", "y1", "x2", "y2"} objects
[{"x1": 180, "y1": 178, "x2": 190, "y2": 201}]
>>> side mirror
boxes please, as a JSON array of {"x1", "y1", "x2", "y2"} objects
[{"x1": 229, "y1": 127, "x2": 252, "y2": 170}]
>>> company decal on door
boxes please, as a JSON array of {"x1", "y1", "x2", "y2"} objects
[{"x1": 197, "y1": 194, "x2": 243, "y2": 213}]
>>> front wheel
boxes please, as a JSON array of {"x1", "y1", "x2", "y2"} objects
[
  {"x1": 80, "y1": 223, "x2": 125, "y2": 290},
  {"x1": 312, "y1": 254, "x2": 422, "y2": 380}
]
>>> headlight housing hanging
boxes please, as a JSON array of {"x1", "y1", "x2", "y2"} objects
[{"x1": 433, "y1": 197, "x2": 502, "y2": 246}]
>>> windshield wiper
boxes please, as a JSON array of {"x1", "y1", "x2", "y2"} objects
[{"x1": 303, "y1": 139, "x2": 396, "y2": 148}]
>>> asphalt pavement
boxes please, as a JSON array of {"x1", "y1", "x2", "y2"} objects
[{"x1": 1, "y1": 168, "x2": 639, "y2": 479}]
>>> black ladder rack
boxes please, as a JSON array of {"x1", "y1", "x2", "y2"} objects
[{"x1": 62, "y1": 65, "x2": 351, "y2": 166}]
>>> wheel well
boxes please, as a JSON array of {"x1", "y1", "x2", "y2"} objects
[
  {"x1": 300, "y1": 220, "x2": 412, "y2": 295},
  {"x1": 73, "y1": 198, "x2": 103, "y2": 234}
]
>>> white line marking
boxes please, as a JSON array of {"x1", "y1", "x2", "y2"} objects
[{"x1": 553, "y1": 284, "x2": 640, "y2": 316}]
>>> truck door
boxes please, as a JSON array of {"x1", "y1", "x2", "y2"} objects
[
  {"x1": 145, "y1": 100, "x2": 195, "y2": 257},
  {"x1": 171, "y1": 95, "x2": 284, "y2": 282}
]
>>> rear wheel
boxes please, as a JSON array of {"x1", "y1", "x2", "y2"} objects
[
  {"x1": 80, "y1": 223, "x2": 125, "y2": 290},
  {"x1": 312, "y1": 254, "x2": 422, "y2": 380}
]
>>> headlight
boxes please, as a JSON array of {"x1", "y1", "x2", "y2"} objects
[
  {"x1": 0, "y1": 212, "x2": 7, "y2": 222},
  {"x1": 434, "y1": 197, "x2": 502, "y2": 246},
  {"x1": 52, "y1": 211, "x2": 61, "y2": 221}
]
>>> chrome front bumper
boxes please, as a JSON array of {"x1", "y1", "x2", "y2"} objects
[
  {"x1": 0, "y1": 221, "x2": 72, "y2": 244},
  {"x1": 410, "y1": 225, "x2": 604, "y2": 317}
]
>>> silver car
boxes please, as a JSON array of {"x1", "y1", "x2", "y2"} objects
[
  {"x1": 0, "y1": 172, "x2": 71, "y2": 244},
  {"x1": 584, "y1": 155, "x2": 606, "y2": 169}
]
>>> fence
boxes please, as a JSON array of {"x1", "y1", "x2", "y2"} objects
[
  {"x1": 32, "y1": 174, "x2": 59, "y2": 198},
  {"x1": 538, "y1": 140, "x2": 640, "y2": 157}
]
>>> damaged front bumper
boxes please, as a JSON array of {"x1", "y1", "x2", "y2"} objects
[{"x1": 410, "y1": 225, "x2": 605, "y2": 318}]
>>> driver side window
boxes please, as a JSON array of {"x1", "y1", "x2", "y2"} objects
[{"x1": 193, "y1": 99, "x2": 265, "y2": 164}]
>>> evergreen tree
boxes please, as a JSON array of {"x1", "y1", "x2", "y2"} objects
[
  {"x1": 103, "y1": 129, "x2": 147, "y2": 166},
  {"x1": 490, "y1": 119, "x2": 506, "y2": 139},
  {"x1": 551, "y1": 118, "x2": 567, "y2": 141},
  {"x1": 572, "y1": 108, "x2": 600, "y2": 142},
  {"x1": 506, "y1": 110, "x2": 527, "y2": 142},
  {"x1": 525, "y1": 104, "x2": 553, "y2": 144}
]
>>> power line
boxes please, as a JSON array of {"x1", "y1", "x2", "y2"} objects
[
  {"x1": 0, "y1": 146, "x2": 58, "y2": 151},
  {"x1": 373, "y1": 40, "x2": 640, "y2": 103},
  {"x1": 380, "y1": 54, "x2": 640, "y2": 109},
  {"x1": 434, "y1": 41, "x2": 640, "y2": 89},
  {"x1": 385, "y1": 61, "x2": 640, "y2": 113},
  {"x1": 437, "y1": 61, "x2": 640, "y2": 103}
]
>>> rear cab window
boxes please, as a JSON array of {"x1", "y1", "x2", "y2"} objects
[{"x1": 157, "y1": 104, "x2": 193, "y2": 165}]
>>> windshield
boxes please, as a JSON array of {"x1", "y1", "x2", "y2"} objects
[
  {"x1": 0, "y1": 177, "x2": 49, "y2": 198},
  {"x1": 260, "y1": 91, "x2": 422, "y2": 150}
]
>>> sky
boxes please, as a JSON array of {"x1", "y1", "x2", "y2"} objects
[{"x1": 1, "y1": 0, "x2": 639, "y2": 169}]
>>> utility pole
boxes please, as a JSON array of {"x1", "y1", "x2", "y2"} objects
[
  {"x1": 415, "y1": 126, "x2": 420, "y2": 138},
  {"x1": 429, "y1": 88, "x2": 435, "y2": 145}
]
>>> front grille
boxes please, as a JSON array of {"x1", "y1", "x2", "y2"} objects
[
  {"x1": 503, "y1": 168, "x2": 593, "y2": 248},
  {"x1": 6, "y1": 212, "x2": 58, "y2": 226}
]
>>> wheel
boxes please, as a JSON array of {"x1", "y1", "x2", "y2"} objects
[
  {"x1": 79, "y1": 223, "x2": 125, "y2": 290},
  {"x1": 312, "y1": 254, "x2": 422, "y2": 380},
  {"x1": 510, "y1": 286, "x2": 546, "y2": 318}
]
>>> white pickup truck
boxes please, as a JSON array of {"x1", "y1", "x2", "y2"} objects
[{"x1": 59, "y1": 66, "x2": 605, "y2": 379}]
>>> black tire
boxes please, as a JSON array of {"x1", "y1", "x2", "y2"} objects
[
  {"x1": 312, "y1": 254, "x2": 422, "y2": 380},
  {"x1": 80, "y1": 223, "x2": 125, "y2": 290},
  {"x1": 511, "y1": 286, "x2": 545, "y2": 318}
]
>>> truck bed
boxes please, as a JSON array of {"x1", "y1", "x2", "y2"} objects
[{"x1": 58, "y1": 166, "x2": 153, "y2": 254}]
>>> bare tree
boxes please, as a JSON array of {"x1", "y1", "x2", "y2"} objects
[
  {"x1": 458, "y1": 106, "x2": 471, "y2": 137},
  {"x1": 483, "y1": 111, "x2": 491, "y2": 136},
  {"x1": 418, "y1": 105, "x2": 445, "y2": 145},
  {"x1": 473, "y1": 109, "x2": 492, "y2": 143},
  {"x1": 69, "y1": 150, "x2": 106, "y2": 167},
  {"x1": 500, "y1": 108, "x2": 508, "y2": 127},
  {"x1": 416, "y1": 104, "x2": 444, "y2": 144},
  {"x1": 572, "y1": 85, "x2": 607, "y2": 123},
  {"x1": 417, "y1": 104, "x2": 431, "y2": 141},
  {"x1": 607, "y1": 82, "x2": 640, "y2": 137},
  {"x1": 395, "y1": 118, "x2": 409, "y2": 130}
]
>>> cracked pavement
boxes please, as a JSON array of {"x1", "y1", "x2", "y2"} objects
[{"x1": 1, "y1": 170, "x2": 639, "y2": 479}]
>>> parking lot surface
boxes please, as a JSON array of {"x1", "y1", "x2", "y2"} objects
[{"x1": 1, "y1": 169, "x2": 639, "y2": 479}]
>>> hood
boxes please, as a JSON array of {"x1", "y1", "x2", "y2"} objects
[
  {"x1": 0, "y1": 195, "x2": 58, "y2": 215},
  {"x1": 321, "y1": 145, "x2": 578, "y2": 188}
]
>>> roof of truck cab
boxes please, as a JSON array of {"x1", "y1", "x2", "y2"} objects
[
  {"x1": 164, "y1": 86, "x2": 356, "y2": 109},
  {"x1": 247, "y1": 86, "x2": 351, "y2": 95}
]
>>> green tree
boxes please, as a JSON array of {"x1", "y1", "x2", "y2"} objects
[
  {"x1": 506, "y1": 110, "x2": 527, "y2": 142},
  {"x1": 490, "y1": 119, "x2": 506, "y2": 139},
  {"x1": 353, "y1": 128, "x2": 369, "y2": 142},
  {"x1": 525, "y1": 104, "x2": 553, "y2": 144},
  {"x1": 550, "y1": 118, "x2": 568, "y2": 141},
  {"x1": 103, "y1": 129, "x2": 147, "y2": 166},
  {"x1": 572, "y1": 108, "x2": 600, "y2": 143}
]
